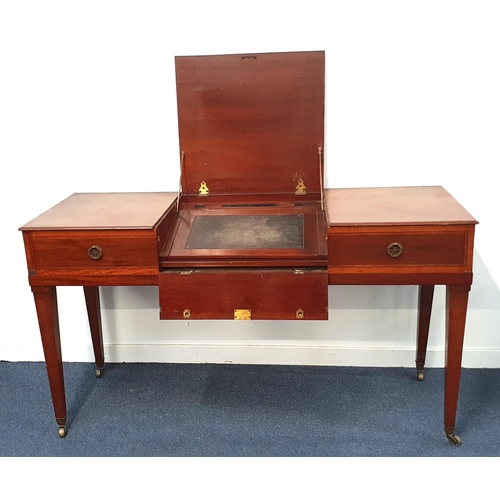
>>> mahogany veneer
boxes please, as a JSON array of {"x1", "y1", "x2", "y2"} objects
[
  {"x1": 22, "y1": 193, "x2": 177, "y2": 286},
  {"x1": 159, "y1": 268, "x2": 328, "y2": 320},
  {"x1": 19, "y1": 186, "x2": 478, "y2": 445},
  {"x1": 326, "y1": 187, "x2": 476, "y2": 286},
  {"x1": 18, "y1": 51, "x2": 478, "y2": 446}
]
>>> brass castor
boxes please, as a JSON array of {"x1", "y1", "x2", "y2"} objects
[
  {"x1": 417, "y1": 371, "x2": 424, "y2": 381},
  {"x1": 446, "y1": 433, "x2": 462, "y2": 446},
  {"x1": 96, "y1": 367, "x2": 104, "y2": 378},
  {"x1": 58, "y1": 426, "x2": 67, "y2": 438}
]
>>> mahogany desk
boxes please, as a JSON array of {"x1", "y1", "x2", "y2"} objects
[{"x1": 20, "y1": 186, "x2": 477, "y2": 444}]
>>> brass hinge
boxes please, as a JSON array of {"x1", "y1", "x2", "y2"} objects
[
  {"x1": 199, "y1": 181, "x2": 209, "y2": 196},
  {"x1": 295, "y1": 178, "x2": 306, "y2": 195}
]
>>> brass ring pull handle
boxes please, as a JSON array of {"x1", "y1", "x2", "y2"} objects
[
  {"x1": 387, "y1": 242, "x2": 403, "y2": 258},
  {"x1": 88, "y1": 245, "x2": 103, "y2": 260}
]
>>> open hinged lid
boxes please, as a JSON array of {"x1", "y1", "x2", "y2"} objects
[{"x1": 175, "y1": 50, "x2": 325, "y2": 198}]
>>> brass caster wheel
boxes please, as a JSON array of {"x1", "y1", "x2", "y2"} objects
[
  {"x1": 446, "y1": 433, "x2": 462, "y2": 446},
  {"x1": 58, "y1": 426, "x2": 67, "y2": 438},
  {"x1": 417, "y1": 371, "x2": 424, "y2": 381},
  {"x1": 96, "y1": 367, "x2": 104, "y2": 378}
]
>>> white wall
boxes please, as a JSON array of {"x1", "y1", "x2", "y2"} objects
[{"x1": 2, "y1": 1, "x2": 499, "y2": 367}]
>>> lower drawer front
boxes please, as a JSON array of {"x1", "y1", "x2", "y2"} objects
[{"x1": 159, "y1": 268, "x2": 328, "y2": 320}]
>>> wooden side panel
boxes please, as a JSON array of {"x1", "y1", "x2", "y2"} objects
[{"x1": 159, "y1": 268, "x2": 328, "y2": 320}]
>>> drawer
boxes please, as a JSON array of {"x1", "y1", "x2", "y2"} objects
[
  {"x1": 328, "y1": 228, "x2": 468, "y2": 267},
  {"x1": 159, "y1": 268, "x2": 328, "y2": 320},
  {"x1": 28, "y1": 230, "x2": 159, "y2": 273}
]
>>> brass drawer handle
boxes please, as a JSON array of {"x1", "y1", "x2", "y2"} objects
[
  {"x1": 387, "y1": 242, "x2": 403, "y2": 258},
  {"x1": 88, "y1": 245, "x2": 103, "y2": 260}
]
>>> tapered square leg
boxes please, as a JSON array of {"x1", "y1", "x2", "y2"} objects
[
  {"x1": 32, "y1": 286, "x2": 67, "y2": 437},
  {"x1": 83, "y1": 286, "x2": 105, "y2": 377},
  {"x1": 444, "y1": 284, "x2": 470, "y2": 446},
  {"x1": 416, "y1": 285, "x2": 434, "y2": 381}
]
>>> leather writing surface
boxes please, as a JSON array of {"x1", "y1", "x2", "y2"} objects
[{"x1": 185, "y1": 214, "x2": 304, "y2": 250}]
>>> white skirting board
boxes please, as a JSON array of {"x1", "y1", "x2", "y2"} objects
[{"x1": 5, "y1": 343, "x2": 500, "y2": 368}]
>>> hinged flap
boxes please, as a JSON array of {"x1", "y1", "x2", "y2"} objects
[{"x1": 175, "y1": 51, "x2": 325, "y2": 197}]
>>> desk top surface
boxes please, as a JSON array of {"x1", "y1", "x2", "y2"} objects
[
  {"x1": 20, "y1": 186, "x2": 477, "y2": 231},
  {"x1": 326, "y1": 186, "x2": 477, "y2": 226},
  {"x1": 20, "y1": 192, "x2": 177, "y2": 230}
]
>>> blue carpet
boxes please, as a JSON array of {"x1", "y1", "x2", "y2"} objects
[{"x1": 1, "y1": 362, "x2": 499, "y2": 456}]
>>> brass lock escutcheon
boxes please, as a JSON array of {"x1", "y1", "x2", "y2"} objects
[
  {"x1": 183, "y1": 309, "x2": 191, "y2": 318},
  {"x1": 387, "y1": 242, "x2": 403, "y2": 258},
  {"x1": 88, "y1": 245, "x2": 103, "y2": 260},
  {"x1": 296, "y1": 308, "x2": 304, "y2": 319},
  {"x1": 234, "y1": 309, "x2": 251, "y2": 320}
]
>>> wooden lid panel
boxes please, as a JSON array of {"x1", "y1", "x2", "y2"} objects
[
  {"x1": 325, "y1": 186, "x2": 478, "y2": 226},
  {"x1": 20, "y1": 192, "x2": 177, "y2": 230},
  {"x1": 175, "y1": 51, "x2": 325, "y2": 196}
]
